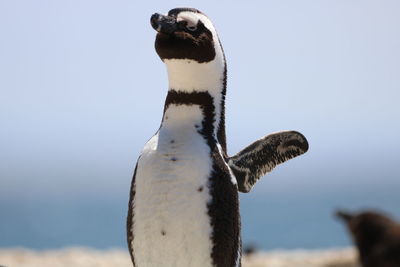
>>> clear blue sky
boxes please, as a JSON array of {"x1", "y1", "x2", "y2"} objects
[{"x1": 1, "y1": 0, "x2": 399, "y2": 249}]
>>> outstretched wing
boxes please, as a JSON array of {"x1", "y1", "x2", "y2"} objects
[{"x1": 228, "y1": 131, "x2": 308, "y2": 193}]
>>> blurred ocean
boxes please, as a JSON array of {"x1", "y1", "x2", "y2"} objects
[{"x1": 1, "y1": 174, "x2": 399, "y2": 251}]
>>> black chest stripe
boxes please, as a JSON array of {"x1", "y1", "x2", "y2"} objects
[{"x1": 164, "y1": 90, "x2": 217, "y2": 148}]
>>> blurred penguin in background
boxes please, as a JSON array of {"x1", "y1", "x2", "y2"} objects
[{"x1": 336, "y1": 210, "x2": 400, "y2": 267}]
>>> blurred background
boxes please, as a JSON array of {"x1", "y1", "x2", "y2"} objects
[{"x1": 1, "y1": 0, "x2": 399, "y2": 251}]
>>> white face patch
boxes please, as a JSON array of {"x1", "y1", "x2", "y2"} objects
[
  {"x1": 177, "y1": 12, "x2": 199, "y2": 29},
  {"x1": 177, "y1": 12, "x2": 219, "y2": 42}
]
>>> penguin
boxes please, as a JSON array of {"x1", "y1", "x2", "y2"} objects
[
  {"x1": 127, "y1": 8, "x2": 309, "y2": 267},
  {"x1": 336, "y1": 210, "x2": 400, "y2": 267}
]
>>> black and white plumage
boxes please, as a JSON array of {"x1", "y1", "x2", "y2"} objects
[{"x1": 127, "y1": 8, "x2": 308, "y2": 267}]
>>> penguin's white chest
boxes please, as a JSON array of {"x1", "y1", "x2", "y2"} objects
[{"x1": 132, "y1": 105, "x2": 214, "y2": 267}]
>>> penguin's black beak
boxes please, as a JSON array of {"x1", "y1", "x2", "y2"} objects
[
  {"x1": 151, "y1": 13, "x2": 177, "y2": 34},
  {"x1": 336, "y1": 210, "x2": 354, "y2": 223}
]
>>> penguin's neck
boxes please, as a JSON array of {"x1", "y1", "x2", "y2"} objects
[
  {"x1": 165, "y1": 59, "x2": 225, "y2": 93},
  {"x1": 161, "y1": 58, "x2": 227, "y2": 152}
]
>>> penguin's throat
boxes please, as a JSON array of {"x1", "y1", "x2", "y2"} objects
[
  {"x1": 165, "y1": 58, "x2": 225, "y2": 93},
  {"x1": 162, "y1": 104, "x2": 207, "y2": 129},
  {"x1": 161, "y1": 103, "x2": 217, "y2": 142},
  {"x1": 162, "y1": 58, "x2": 226, "y2": 141},
  {"x1": 162, "y1": 89, "x2": 219, "y2": 139}
]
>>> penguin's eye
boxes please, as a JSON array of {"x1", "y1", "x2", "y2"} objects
[
  {"x1": 186, "y1": 25, "x2": 197, "y2": 31},
  {"x1": 177, "y1": 14, "x2": 199, "y2": 32}
]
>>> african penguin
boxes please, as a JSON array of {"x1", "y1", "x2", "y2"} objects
[
  {"x1": 336, "y1": 210, "x2": 400, "y2": 267},
  {"x1": 127, "y1": 8, "x2": 309, "y2": 267}
]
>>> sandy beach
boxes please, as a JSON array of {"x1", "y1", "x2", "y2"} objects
[{"x1": 0, "y1": 247, "x2": 359, "y2": 267}]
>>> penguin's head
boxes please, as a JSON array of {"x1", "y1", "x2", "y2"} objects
[
  {"x1": 150, "y1": 8, "x2": 223, "y2": 64},
  {"x1": 336, "y1": 210, "x2": 396, "y2": 246}
]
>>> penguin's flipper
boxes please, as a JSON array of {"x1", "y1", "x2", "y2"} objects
[{"x1": 228, "y1": 131, "x2": 308, "y2": 193}]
